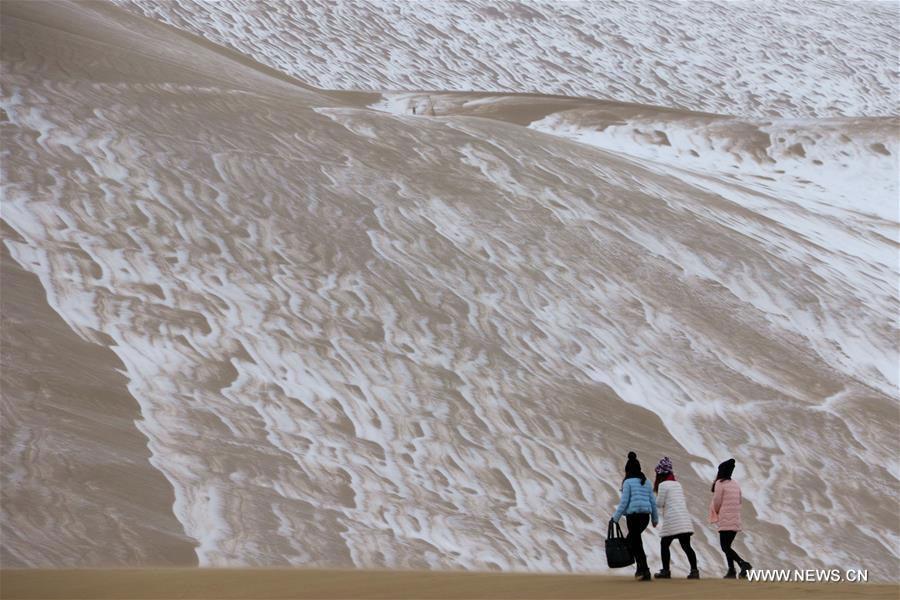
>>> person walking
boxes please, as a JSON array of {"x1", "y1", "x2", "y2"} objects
[
  {"x1": 652, "y1": 457, "x2": 700, "y2": 579},
  {"x1": 709, "y1": 458, "x2": 753, "y2": 578},
  {"x1": 611, "y1": 452, "x2": 658, "y2": 581}
]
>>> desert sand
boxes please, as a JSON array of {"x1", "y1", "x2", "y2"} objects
[
  {"x1": 2, "y1": 569, "x2": 898, "y2": 600},
  {"x1": 2, "y1": 0, "x2": 897, "y2": 592}
]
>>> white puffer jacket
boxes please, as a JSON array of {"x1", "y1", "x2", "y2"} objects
[{"x1": 656, "y1": 480, "x2": 694, "y2": 537}]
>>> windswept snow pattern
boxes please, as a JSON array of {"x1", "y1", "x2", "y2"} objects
[
  {"x1": 2, "y1": 0, "x2": 899, "y2": 583},
  {"x1": 113, "y1": 0, "x2": 900, "y2": 118}
]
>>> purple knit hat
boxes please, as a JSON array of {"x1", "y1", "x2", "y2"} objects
[{"x1": 655, "y1": 456, "x2": 674, "y2": 475}]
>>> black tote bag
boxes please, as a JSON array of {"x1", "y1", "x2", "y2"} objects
[{"x1": 605, "y1": 520, "x2": 634, "y2": 568}]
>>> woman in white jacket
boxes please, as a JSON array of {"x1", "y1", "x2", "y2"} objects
[{"x1": 653, "y1": 457, "x2": 700, "y2": 579}]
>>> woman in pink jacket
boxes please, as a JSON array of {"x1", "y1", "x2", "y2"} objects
[{"x1": 709, "y1": 458, "x2": 752, "y2": 578}]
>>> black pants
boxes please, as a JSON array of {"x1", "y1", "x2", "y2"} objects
[
  {"x1": 625, "y1": 513, "x2": 650, "y2": 572},
  {"x1": 719, "y1": 530, "x2": 746, "y2": 571},
  {"x1": 660, "y1": 532, "x2": 697, "y2": 571}
]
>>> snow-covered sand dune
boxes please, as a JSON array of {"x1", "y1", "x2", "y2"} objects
[
  {"x1": 2, "y1": 0, "x2": 898, "y2": 583},
  {"x1": 113, "y1": 0, "x2": 899, "y2": 118}
]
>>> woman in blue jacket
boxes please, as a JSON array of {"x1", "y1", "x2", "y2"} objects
[{"x1": 611, "y1": 452, "x2": 659, "y2": 581}]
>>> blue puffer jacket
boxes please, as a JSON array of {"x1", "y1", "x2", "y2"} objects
[{"x1": 612, "y1": 477, "x2": 659, "y2": 524}]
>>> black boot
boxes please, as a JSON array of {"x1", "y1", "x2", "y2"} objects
[
  {"x1": 739, "y1": 561, "x2": 752, "y2": 579},
  {"x1": 654, "y1": 569, "x2": 671, "y2": 579},
  {"x1": 638, "y1": 569, "x2": 652, "y2": 581},
  {"x1": 687, "y1": 569, "x2": 700, "y2": 579},
  {"x1": 723, "y1": 568, "x2": 737, "y2": 579}
]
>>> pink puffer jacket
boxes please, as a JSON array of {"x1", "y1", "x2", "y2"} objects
[{"x1": 709, "y1": 479, "x2": 742, "y2": 531}]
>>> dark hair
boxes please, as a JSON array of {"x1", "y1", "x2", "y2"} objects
[
  {"x1": 654, "y1": 471, "x2": 670, "y2": 493},
  {"x1": 711, "y1": 474, "x2": 732, "y2": 492},
  {"x1": 711, "y1": 458, "x2": 736, "y2": 492},
  {"x1": 624, "y1": 472, "x2": 648, "y2": 486}
]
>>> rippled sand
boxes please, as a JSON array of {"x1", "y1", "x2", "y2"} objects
[
  {"x1": 1, "y1": 0, "x2": 898, "y2": 585},
  {"x1": 113, "y1": 0, "x2": 899, "y2": 118},
  {"x1": 0, "y1": 237, "x2": 197, "y2": 566}
]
